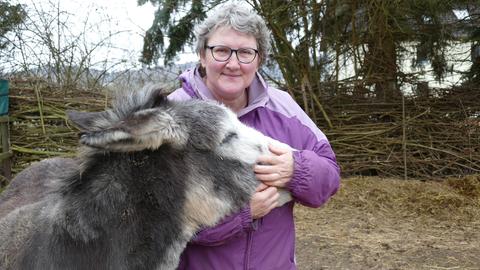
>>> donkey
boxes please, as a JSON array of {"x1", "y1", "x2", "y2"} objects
[
  {"x1": 0, "y1": 86, "x2": 291, "y2": 270},
  {"x1": 0, "y1": 157, "x2": 78, "y2": 218}
]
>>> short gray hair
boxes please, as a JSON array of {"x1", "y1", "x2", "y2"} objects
[{"x1": 194, "y1": 2, "x2": 271, "y2": 65}]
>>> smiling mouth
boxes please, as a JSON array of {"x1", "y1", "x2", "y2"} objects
[{"x1": 223, "y1": 73, "x2": 241, "y2": 77}]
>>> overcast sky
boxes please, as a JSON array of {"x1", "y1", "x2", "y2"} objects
[{"x1": 10, "y1": 0, "x2": 196, "y2": 70}]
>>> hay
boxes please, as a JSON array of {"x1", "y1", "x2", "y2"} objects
[
  {"x1": 329, "y1": 176, "x2": 480, "y2": 221},
  {"x1": 446, "y1": 174, "x2": 480, "y2": 198},
  {"x1": 294, "y1": 176, "x2": 480, "y2": 269}
]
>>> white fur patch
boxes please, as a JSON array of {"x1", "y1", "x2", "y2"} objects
[{"x1": 215, "y1": 109, "x2": 293, "y2": 206}]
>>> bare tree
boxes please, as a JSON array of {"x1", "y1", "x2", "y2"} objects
[{"x1": 1, "y1": 0, "x2": 132, "y2": 91}]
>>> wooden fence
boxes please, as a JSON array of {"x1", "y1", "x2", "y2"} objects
[
  {"x1": 5, "y1": 79, "x2": 480, "y2": 182},
  {"x1": 320, "y1": 87, "x2": 480, "y2": 178},
  {"x1": 8, "y1": 79, "x2": 106, "y2": 177}
]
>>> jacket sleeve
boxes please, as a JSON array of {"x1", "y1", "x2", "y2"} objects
[
  {"x1": 287, "y1": 139, "x2": 340, "y2": 208},
  {"x1": 189, "y1": 207, "x2": 254, "y2": 246}
]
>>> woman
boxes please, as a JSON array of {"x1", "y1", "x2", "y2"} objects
[{"x1": 169, "y1": 2, "x2": 340, "y2": 269}]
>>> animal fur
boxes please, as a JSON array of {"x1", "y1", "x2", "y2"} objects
[{"x1": 0, "y1": 86, "x2": 291, "y2": 270}]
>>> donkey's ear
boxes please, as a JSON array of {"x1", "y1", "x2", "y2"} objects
[
  {"x1": 150, "y1": 88, "x2": 169, "y2": 108},
  {"x1": 74, "y1": 108, "x2": 188, "y2": 152},
  {"x1": 112, "y1": 86, "x2": 169, "y2": 112}
]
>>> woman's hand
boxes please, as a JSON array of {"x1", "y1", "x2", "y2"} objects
[
  {"x1": 250, "y1": 183, "x2": 279, "y2": 219},
  {"x1": 254, "y1": 144, "x2": 294, "y2": 188}
]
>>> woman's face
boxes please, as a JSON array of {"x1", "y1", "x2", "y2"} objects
[{"x1": 200, "y1": 27, "x2": 260, "y2": 103}]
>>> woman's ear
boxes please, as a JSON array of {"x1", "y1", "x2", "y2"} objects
[
  {"x1": 198, "y1": 51, "x2": 207, "y2": 77},
  {"x1": 256, "y1": 53, "x2": 262, "y2": 69},
  {"x1": 199, "y1": 51, "x2": 207, "y2": 68}
]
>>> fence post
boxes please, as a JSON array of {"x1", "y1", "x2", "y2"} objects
[
  {"x1": 0, "y1": 79, "x2": 11, "y2": 185},
  {"x1": 402, "y1": 93, "x2": 407, "y2": 180}
]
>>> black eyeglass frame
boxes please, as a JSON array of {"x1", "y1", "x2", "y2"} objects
[{"x1": 205, "y1": 45, "x2": 259, "y2": 64}]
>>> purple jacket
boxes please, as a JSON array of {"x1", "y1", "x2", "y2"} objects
[{"x1": 169, "y1": 67, "x2": 340, "y2": 270}]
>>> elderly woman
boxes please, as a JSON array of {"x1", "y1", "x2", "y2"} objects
[{"x1": 168, "y1": 2, "x2": 340, "y2": 269}]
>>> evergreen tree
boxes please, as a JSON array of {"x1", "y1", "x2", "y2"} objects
[
  {"x1": 0, "y1": 2, "x2": 26, "y2": 50},
  {"x1": 139, "y1": 0, "x2": 222, "y2": 65},
  {"x1": 139, "y1": 0, "x2": 479, "y2": 102}
]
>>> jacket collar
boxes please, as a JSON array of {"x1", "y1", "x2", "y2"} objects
[{"x1": 179, "y1": 65, "x2": 270, "y2": 117}]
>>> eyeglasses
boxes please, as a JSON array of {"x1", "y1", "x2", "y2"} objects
[{"x1": 206, "y1": 45, "x2": 259, "y2": 64}]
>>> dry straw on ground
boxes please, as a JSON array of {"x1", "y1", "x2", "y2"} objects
[{"x1": 295, "y1": 175, "x2": 480, "y2": 270}]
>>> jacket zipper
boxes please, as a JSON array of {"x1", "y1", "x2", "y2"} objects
[{"x1": 244, "y1": 220, "x2": 258, "y2": 270}]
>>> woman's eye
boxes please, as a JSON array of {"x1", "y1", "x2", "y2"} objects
[
  {"x1": 239, "y1": 49, "x2": 254, "y2": 56},
  {"x1": 214, "y1": 47, "x2": 230, "y2": 54}
]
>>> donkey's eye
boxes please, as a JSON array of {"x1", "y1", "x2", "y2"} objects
[{"x1": 221, "y1": 132, "x2": 238, "y2": 145}]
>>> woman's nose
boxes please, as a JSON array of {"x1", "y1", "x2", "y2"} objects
[{"x1": 225, "y1": 54, "x2": 241, "y2": 68}]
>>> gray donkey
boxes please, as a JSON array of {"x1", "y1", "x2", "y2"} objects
[{"x1": 0, "y1": 86, "x2": 291, "y2": 270}]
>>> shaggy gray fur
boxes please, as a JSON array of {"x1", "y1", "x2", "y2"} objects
[{"x1": 0, "y1": 86, "x2": 291, "y2": 270}]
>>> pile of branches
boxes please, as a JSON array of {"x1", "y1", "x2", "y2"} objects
[
  {"x1": 4, "y1": 78, "x2": 480, "y2": 180},
  {"x1": 321, "y1": 87, "x2": 480, "y2": 179},
  {"x1": 8, "y1": 78, "x2": 107, "y2": 174}
]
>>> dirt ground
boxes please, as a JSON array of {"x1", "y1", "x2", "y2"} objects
[{"x1": 294, "y1": 175, "x2": 480, "y2": 270}]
